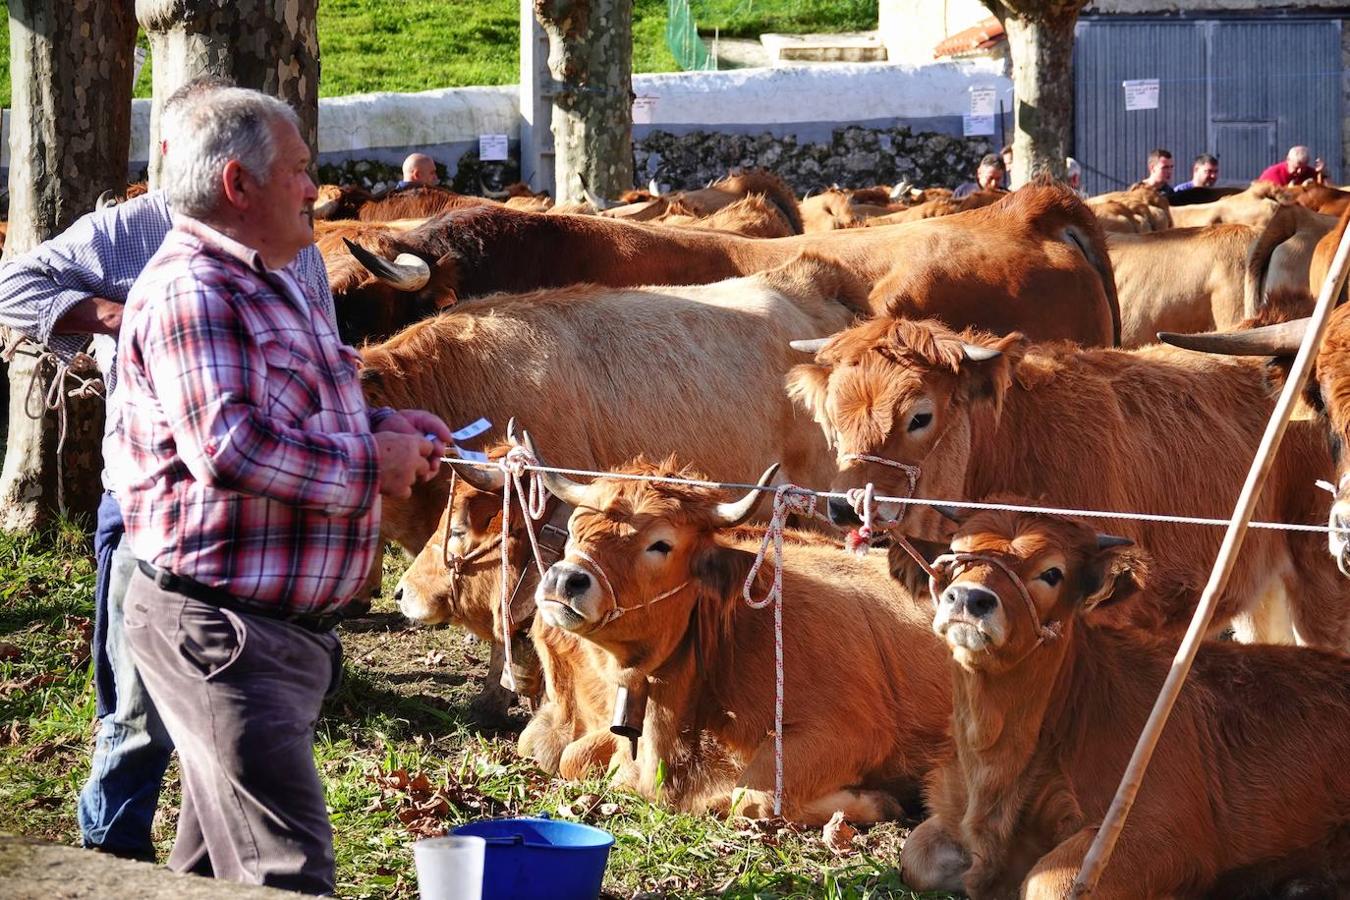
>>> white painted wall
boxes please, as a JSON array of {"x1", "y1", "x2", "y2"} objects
[
  {"x1": 2, "y1": 61, "x2": 1010, "y2": 173},
  {"x1": 879, "y1": 0, "x2": 993, "y2": 67}
]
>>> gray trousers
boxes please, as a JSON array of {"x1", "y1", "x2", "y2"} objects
[{"x1": 123, "y1": 568, "x2": 342, "y2": 895}]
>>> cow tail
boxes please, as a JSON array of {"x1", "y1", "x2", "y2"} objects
[
  {"x1": 1063, "y1": 224, "x2": 1123, "y2": 346},
  {"x1": 1244, "y1": 204, "x2": 1299, "y2": 319}
]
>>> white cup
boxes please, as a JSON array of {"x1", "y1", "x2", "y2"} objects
[{"x1": 413, "y1": 835, "x2": 486, "y2": 900}]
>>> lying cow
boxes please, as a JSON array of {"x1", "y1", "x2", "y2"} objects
[
  {"x1": 787, "y1": 317, "x2": 1350, "y2": 647},
  {"x1": 1085, "y1": 187, "x2": 1170, "y2": 234},
  {"x1": 901, "y1": 505, "x2": 1350, "y2": 899},
  {"x1": 531, "y1": 457, "x2": 952, "y2": 823}
]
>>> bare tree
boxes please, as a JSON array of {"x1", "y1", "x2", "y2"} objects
[
  {"x1": 982, "y1": 0, "x2": 1088, "y2": 187},
  {"x1": 137, "y1": 0, "x2": 320, "y2": 186},
  {"x1": 0, "y1": 0, "x2": 137, "y2": 531},
  {"x1": 534, "y1": 0, "x2": 635, "y2": 203}
]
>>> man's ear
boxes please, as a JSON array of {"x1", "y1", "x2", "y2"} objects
[
  {"x1": 220, "y1": 158, "x2": 251, "y2": 208},
  {"x1": 1080, "y1": 537, "x2": 1148, "y2": 612}
]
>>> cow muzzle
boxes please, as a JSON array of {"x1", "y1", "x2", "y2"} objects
[
  {"x1": 394, "y1": 576, "x2": 449, "y2": 625},
  {"x1": 536, "y1": 561, "x2": 601, "y2": 630},
  {"x1": 1330, "y1": 499, "x2": 1350, "y2": 577},
  {"x1": 933, "y1": 582, "x2": 1006, "y2": 652}
]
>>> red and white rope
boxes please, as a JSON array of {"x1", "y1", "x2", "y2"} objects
[
  {"x1": 742, "y1": 484, "x2": 817, "y2": 817},
  {"x1": 496, "y1": 444, "x2": 550, "y2": 692}
]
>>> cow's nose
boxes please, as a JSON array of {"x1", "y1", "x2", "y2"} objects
[
  {"x1": 827, "y1": 496, "x2": 862, "y2": 527},
  {"x1": 393, "y1": 586, "x2": 404, "y2": 603},
  {"x1": 943, "y1": 583, "x2": 999, "y2": 618},
  {"x1": 563, "y1": 570, "x2": 591, "y2": 598}
]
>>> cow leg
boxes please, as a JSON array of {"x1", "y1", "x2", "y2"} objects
[
  {"x1": 558, "y1": 730, "x2": 629, "y2": 782},
  {"x1": 716, "y1": 735, "x2": 902, "y2": 825},
  {"x1": 899, "y1": 815, "x2": 969, "y2": 893},
  {"x1": 1230, "y1": 568, "x2": 1296, "y2": 644},
  {"x1": 1021, "y1": 826, "x2": 1195, "y2": 900},
  {"x1": 518, "y1": 701, "x2": 566, "y2": 772}
]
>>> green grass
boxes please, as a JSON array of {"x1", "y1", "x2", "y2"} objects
[
  {"x1": 0, "y1": 527, "x2": 947, "y2": 898},
  {"x1": 0, "y1": 0, "x2": 876, "y2": 108}
]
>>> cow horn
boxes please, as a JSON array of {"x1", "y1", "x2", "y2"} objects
[
  {"x1": 523, "y1": 431, "x2": 590, "y2": 507},
  {"x1": 1096, "y1": 534, "x2": 1133, "y2": 550},
  {"x1": 343, "y1": 238, "x2": 431, "y2": 291},
  {"x1": 1158, "y1": 319, "x2": 1309, "y2": 357},
  {"x1": 96, "y1": 189, "x2": 118, "y2": 209},
  {"x1": 312, "y1": 197, "x2": 339, "y2": 219},
  {"x1": 647, "y1": 178, "x2": 662, "y2": 196},
  {"x1": 713, "y1": 464, "x2": 780, "y2": 528},
  {"x1": 961, "y1": 343, "x2": 1003, "y2": 362},
  {"x1": 933, "y1": 503, "x2": 968, "y2": 524},
  {"x1": 790, "y1": 337, "x2": 830, "y2": 354},
  {"x1": 456, "y1": 460, "x2": 506, "y2": 493},
  {"x1": 577, "y1": 174, "x2": 614, "y2": 211},
  {"x1": 890, "y1": 181, "x2": 912, "y2": 201}
]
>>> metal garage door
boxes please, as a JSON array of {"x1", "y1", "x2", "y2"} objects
[{"x1": 1073, "y1": 18, "x2": 1343, "y2": 195}]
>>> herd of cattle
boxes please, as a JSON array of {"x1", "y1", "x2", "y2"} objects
[{"x1": 249, "y1": 171, "x2": 1350, "y2": 895}]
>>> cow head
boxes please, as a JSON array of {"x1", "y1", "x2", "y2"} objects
[
  {"x1": 533, "y1": 457, "x2": 776, "y2": 670},
  {"x1": 787, "y1": 317, "x2": 1027, "y2": 542},
  {"x1": 1159, "y1": 308, "x2": 1350, "y2": 570},
  {"x1": 931, "y1": 503, "x2": 1144, "y2": 674}
]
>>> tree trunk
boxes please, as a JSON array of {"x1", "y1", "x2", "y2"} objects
[
  {"x1": 0, "y1": 0, "x2": 137, "y2": 531},
  {"x1": 534, "y1": 0, "x2": 634, "y2": 204},
  {"x1": 1002, "y1": 14, "x2": 1076, "y2": 187},
  {"x1": 136, "y1": 0, "x2": 320, "y2": 188}
]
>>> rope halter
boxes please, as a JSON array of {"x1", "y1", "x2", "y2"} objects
[
  {"x1": 1315, "y1": 475, "x2": 1350, "y2": 577},
  {"x1": 927, "y1": 551, "x2": 1062, "y2": 648},
  {"x1": 567, "y1": 547, "x2": 689, "y2": 628}
]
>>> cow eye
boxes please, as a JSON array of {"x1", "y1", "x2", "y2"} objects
[
  {"x1": 449, "y1": 527, "x2": 467, "y2": 539},
  {"x1": 908, "y1": 412, "x2": 933, "y2": 433},
  {"x1": 647, "y1": 540, "x2": 672, "y2": 554},
  {"x1": 1037, "y1": 567, "x2": 1063, "y2": 587}
]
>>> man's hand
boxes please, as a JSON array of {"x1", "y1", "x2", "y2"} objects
[
  {"x1": 52, "y1": 297, "x2": 122, "y2": 336},
  {"x1": 375, "y1": 409, "x2": 453, "y2": 480},
  {"x1": 374, "y1": 432, "x2": 433, "y2": 498}
]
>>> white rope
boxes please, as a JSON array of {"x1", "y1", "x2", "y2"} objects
[
  {"x1": 741, "y1": 484, "x2": 817, "y2": 818},
  {"x1": 496, "y1": 445, "x2": 550, "y2": 692},
  {"x1": 439, "y1": 457, "x2": 1350, "y2": 537}
]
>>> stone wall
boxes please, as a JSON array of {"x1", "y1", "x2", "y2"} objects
[{"x1": 635, "y1": 125, "x2": 999, "y2": 193}]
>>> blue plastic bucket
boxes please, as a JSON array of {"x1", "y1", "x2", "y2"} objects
[{"x1": 451, "y1": 815, "x2": 614, "y2": 900}]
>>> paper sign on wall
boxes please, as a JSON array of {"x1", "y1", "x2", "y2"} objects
[
  {"x1": 969, "y1": 87, "x2": 996, "y2": 118},
  {"x1": 963, "y1": 114, "x2": 995, "y2": 137},
  {"x1": 479, "y1": 134, "x2": 509, "y2": 161},
  {"x1": 1123, "y1": 79, "x2": 1160, "y2": 111},
  {"x1": 632, "y1": 95, "x2": 658, "y2": 125}
]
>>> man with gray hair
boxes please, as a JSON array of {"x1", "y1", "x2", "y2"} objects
[
  {"x1": 109, "y1": 86, "x2": 451, "y2": 892},
  {"x1": 1259, "y1": 144, "x2": 1324, "y2": 186},
  {"x1": 0, "y1": 76, "x2": 335, "y2": 864}
]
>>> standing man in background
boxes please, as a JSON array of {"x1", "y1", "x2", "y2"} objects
[{"x1": 1133, "y1": 147, "x2": 1175, "y2": 198}]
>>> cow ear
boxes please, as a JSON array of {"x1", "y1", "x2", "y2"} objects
[
  {"x1": 958, "y1": 332, "x2": 1026, "y2": 407},
  {"x1": 429, "y1": 251, "x2": 462, "y2": 309},
  {"x1": 1079, "y1": 540, "x2": 1147, "y2": 612},
  {"x1": 786, "y1": 363, "x2": 831, "y2": 434},
  {"x1": 691, "y1": 544, "x2": 758, "y2": 599}
]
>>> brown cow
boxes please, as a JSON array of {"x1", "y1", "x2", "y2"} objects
[
  {"x1": 786, "y1": 317, "x2": 1350, "y2": 647},
  {"x1": 901, "y1": 505, "x2": 1350, "y2": 898},
  {"x1": 532, "y1": 458, "x2": 951, "y2": 823},
  {"x1": 1289, "y1": 181, "x2": 1350, "y2": 216},
  {"x1": 314, "y1": 183, "x2": 494, "y2": 221},
  {"x1": 1168, "y1": 182, "x2": 1284, "y2": 228},
  {"x1": 1085, "y1": 187, "x2": 1171, "y2": 233},
  {"x1": 653, "y1": 194, "x2": 796, "y2": 238},
  {"x1": 314, "y1": 217, "x2": 444, "y2": 343},
  {"x1": 362, "y1": 254, "x2": 860, "y2": 556},
  {"x1": 862, "y1": 190, "x2": 1005, "y2": 227},
  {"x1": 314, "y1": 184, "x2": 374, "y2": 220},
  {"x1": 342, "y1": 182, "x2": 1120, "y2": 346},
  {"x1": 1106, "y1": 205, "x2": 1333, "y2": 347},
  {"x1": 600, "y1": 170, "x2": 804, "y2": 235},
  {"x1": 1308, "y1": 200, "x2": 1350, "y2": 304}
]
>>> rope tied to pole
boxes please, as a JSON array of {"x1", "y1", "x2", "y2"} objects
[{"x1": 741, "y1": 483, "x2": 817, "y2": 817}]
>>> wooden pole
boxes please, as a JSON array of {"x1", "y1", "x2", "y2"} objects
[{"x1": 1070, "y1": 213, "x2": 1350, "y2": 895}]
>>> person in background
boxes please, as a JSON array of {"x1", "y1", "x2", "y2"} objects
[
  {"x1": 1065, "y1": 157, "x2": 1086, "y2": 197},
  {"x1": 396, "y1": 152, "x2": 439, "y2": 189},
  {"x1": 1258, "y1": 145, "x2": 1324, "y2": 187},
  {"x1": 953, "y1": 153, "x2": 1006, "y2": 199},
  {"x1": 1174, "y1": 153, "x2": 1219, "y2": 192},
  {"x1": 110, "y1": 86, "x2": 451, "y2": 893},
  {"x1": 1133, "y1": 147, "x2": 1175, "y2": 198},
  {"x1": 1000, "y1": 143, "x2": 1013, "y2": 188}
]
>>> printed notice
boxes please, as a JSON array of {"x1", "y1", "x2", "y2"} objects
[
  {"x1": 632, "y1": 95, "x2": 658, "y2": 125},
  {"x1": 479, "y1": 133, "x2": 509, "y2": 161},
  {"x1": 1123, "y1": 79, "x2": 1160, "y2": 111},
  {"x1": 963, "y1": 114, "x2": 995, "y2": 137},
  {"x1": 969, "y1": 87, "x2": 996, "y2": 118}
]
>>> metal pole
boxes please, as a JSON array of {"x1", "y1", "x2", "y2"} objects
[{"x1": 1070, "y1": 213, "x2": 1350, "y2": 896}]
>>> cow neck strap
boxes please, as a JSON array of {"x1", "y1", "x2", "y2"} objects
[
  {"x1": 927, "y1": 551, "x2": 1061, "y2": 647},
  {"x1": 569, "y1": 548, "x2": 689, "y2": 627}
]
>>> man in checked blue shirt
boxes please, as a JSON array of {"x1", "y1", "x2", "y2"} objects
[{"x1": 0, "y1": 77, "x2": 336, "y2": 863}]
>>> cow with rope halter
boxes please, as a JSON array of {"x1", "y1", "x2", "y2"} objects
[
  {"x1": 787, "y1": 316, "x2": 1350, "y2": 648},
  {"x1": 901, "y1": 502, "x2": 1350, "y2": 899},
  {"x1": 528, "y1": 451, "x2": 951, "y2": 823}
]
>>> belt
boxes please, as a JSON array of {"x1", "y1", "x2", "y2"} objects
[{"x1": 136, "y1": 560, "x2": 346, "y2": 633}]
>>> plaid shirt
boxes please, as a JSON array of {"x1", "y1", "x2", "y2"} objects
[
  {"x1": 109, "y1": 216, "x2": 385, "y2": 614},
  {"x1": 0, "y1": 190, "x2": 336, "y2": 395}
]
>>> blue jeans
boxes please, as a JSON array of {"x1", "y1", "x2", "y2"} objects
[{"x1": 77, "y1": 491, "x2": 174, "y2": 861}]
